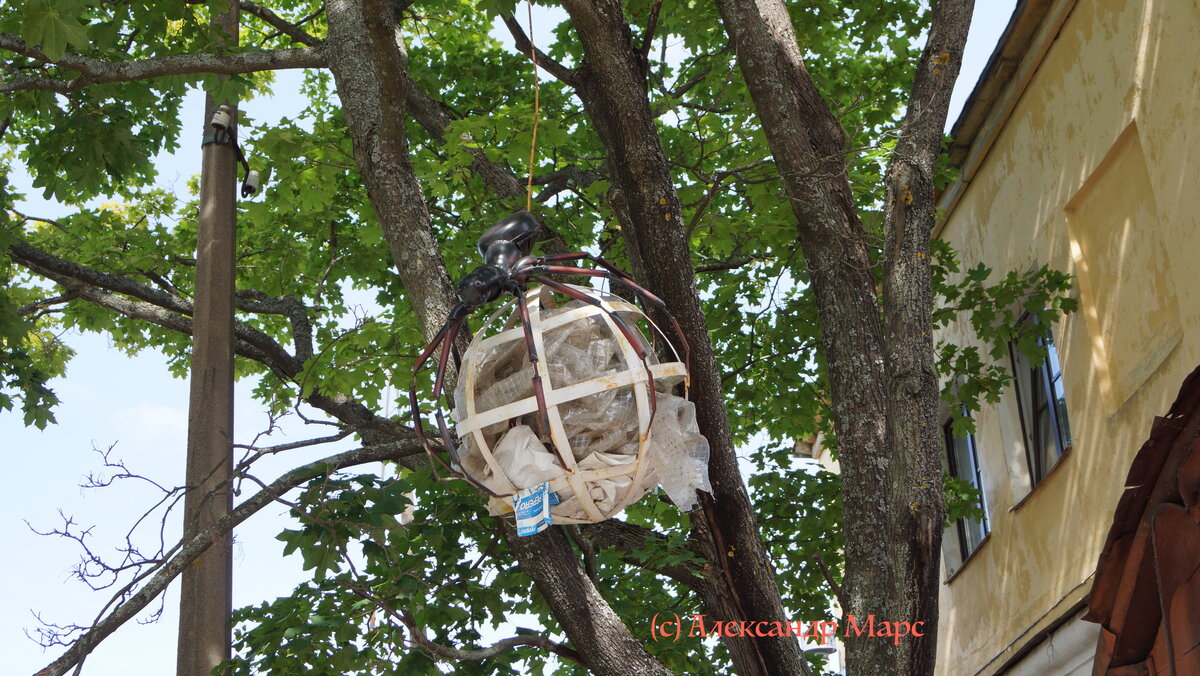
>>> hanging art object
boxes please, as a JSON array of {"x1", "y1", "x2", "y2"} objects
[{"x1": 408, "y1": 211, "x2": 710, "y2": 529}]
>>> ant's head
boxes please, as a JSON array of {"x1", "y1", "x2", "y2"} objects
[{"x1": 457, "y1": 265, "x2": 506, "y2": 307}]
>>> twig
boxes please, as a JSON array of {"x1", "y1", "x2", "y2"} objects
[{"x1": 33, "y1": 440, "x2": 427, "y2": 676}]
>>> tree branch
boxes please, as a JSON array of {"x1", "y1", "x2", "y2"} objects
[
  {"x1": 4, "y1": 238, "x2": 406, "y2": 437},
  {"x1": 395, "y1": 44, "x2": 590, "y2": 253},
  {"x1": 236, "y1": 289, "x2": 316, "y2": 363},
  {"x1": 502, "y1": 521, "x2": 673, "y2": 675},
  {"x1": 403, "y1": 78, "x2": 527, "y2": 202},
  {"x1": 577, "y1": 519, "x2": 706, "y2": 588},
  {"x1": 0, "y1": 33, "x2": 323, "y2": 93},
  {"x1": 6, "y1": 239, "x2": 301, "y2": 373},
  {"x1": 239, "y1": 1, "x2": 322, "y2": 46},
  {"x1": 9, "y1": 207, "x2": 76, "y2": 237},
  {"x1": 532, "y1": 166, "x2": 605, "y2": 204},
  {"x1": 500, "y1": 15, "x2": 577, "y2": 86},
  {"x1": 812, "y1": 551, "x2": 848, "y2": 613},
  {"x1": 33, "y1": 439, "x2": 427, "y2": 676},
  {"x1": 564, "y1": 525, "x2": 600, "y2": 585},
  {"x1": 877, "y1": 3, "x2": 974, "y2": 675},
  {"x1": 340, "y1": 580, "x2": 585, "y2": 666},
  {"x1": 406, "y1": 607, "x2": 584, "y2": 665},
  {"x1": 639, "y1": 0, "x2": 664, "y2": 61},
  {"x1": 560, "y1": 1, "x2": 807, "y2": 672}
]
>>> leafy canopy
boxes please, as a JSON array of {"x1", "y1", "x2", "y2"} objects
[{"x1": 1, "y1": 0, "x2": 1072, "y2": 673}]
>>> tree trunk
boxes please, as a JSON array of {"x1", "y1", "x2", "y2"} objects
[
  {"x1": 505, "y1": 523, "x2": 675, "y2": 676},
  {"x1": 559, "y1": 1, "x2": 808, "y2": 674},
  {"x1": 712, "y1": 1, "x2": 892, "y2": 672},
  {"x1": 715, "y1": 0, "x2": 974, "y2": 674},
  {"x1": 323, "y1": 0, "x2": 456, "y2": 344},
  {"x1": 879, "y1": 2, "x2": 974, "y2": 674}
]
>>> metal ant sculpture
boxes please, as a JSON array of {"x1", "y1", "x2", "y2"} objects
[{"x1": 408, "y1": 210, "x2": 690, "y2": 498}]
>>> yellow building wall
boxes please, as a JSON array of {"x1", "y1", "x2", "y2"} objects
[{"x1": 934, "y1": 0, "x2": 1200, "y2": 672}]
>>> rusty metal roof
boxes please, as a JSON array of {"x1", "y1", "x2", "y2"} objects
[{"x1": 1086, "y1": 364, "x2": 1200, "y2": 673}]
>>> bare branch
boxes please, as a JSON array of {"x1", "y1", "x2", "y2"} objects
[
  {"x1": 33, "y1": 439, "x2": 427, "y2": 676},
  {"x1": 0, "y1": 33, "x2": 323, "y2": 94}
]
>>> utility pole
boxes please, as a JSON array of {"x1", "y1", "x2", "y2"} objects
[{"x1": 177, "y1": 3, "x2": 238, "y2": 674}]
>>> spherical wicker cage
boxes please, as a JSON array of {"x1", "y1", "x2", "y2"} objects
[{"x1": 452, "y1": 284, "x2": 701, "y2": 524}]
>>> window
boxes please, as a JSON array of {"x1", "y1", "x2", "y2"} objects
[
  {"x1": 1009, "y1": 318, "x2": 1072, "y2": 486},
  {"x1": 944, "y1": 416, "x2": 989, "y2": 561}
]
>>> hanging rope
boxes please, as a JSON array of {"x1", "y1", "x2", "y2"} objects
[{"x1": 524, "y1": 0, "x2": 541, "y2": 212}]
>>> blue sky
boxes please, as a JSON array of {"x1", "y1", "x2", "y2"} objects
[{"x1": 4, "y1": 5, "x2": 1016, "y2": 674}]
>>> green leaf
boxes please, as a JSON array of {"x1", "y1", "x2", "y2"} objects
[{"x1": 22, "y1": 0, "x2": 89, "y2": 62}]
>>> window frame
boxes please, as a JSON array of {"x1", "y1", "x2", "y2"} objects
[
  {"x1": 1008, "y1": 314, "x2": 1072, "y2": 486},
  {"x1": 943, "y1": 413, "x2": 990, "y2": 562}
]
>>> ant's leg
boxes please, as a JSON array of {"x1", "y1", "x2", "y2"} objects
[
  {"x1": 411, "y1": 316, "x2": 465, "y2": 457},
  {"x1": 409, "y1": 306, "x2": 505, "y2": 493},
  {"x1": 532, "y1": 251, "x2": 635, "y2": 281},
  {"x1": 531, "y1": 264, "x2": 690, "y2": 375},
  {"x1": 430, "y1": 318, "x2": 465, "y2": 451},
  {"x1": 515, "y1": 289, "x2": 555, "y2": 444},
  {"x1": 431, "y1": 321, "x2": 513, "y2": 497},
  {"x1": 530, "y1": 275, "x2": 659, "y2": 422},
  {"x1": 410, "y1": 319, "x2": 455, "y2": 454}
]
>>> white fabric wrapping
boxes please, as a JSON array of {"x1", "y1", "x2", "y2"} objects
[{"x1": 454, "y1": 292, "x2": 710, "y2": 522}]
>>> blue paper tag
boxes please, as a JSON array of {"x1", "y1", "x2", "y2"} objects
[{"x1": 514, "y1": 482, "x2": 554, "y2": 536}]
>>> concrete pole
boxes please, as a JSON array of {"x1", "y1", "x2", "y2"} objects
[{"x1": 177, "y1": 5, "x2": 238, "y2": 675}]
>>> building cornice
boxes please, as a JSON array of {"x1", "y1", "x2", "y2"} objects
[{"x1": 934, "y1": 0, "x2": 1080, "y2": 237}]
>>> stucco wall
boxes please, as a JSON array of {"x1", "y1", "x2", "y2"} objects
[{"x1": 934, "y1": 0, "x2": 1200, "y2": 673}]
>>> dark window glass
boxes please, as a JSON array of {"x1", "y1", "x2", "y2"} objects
[
  {"x1": 944, "y1": 416, "x2": 989, "y2": 560},
  {"x1": 1010, "y1": 318, "x2": 1072, "y2": 485}
]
